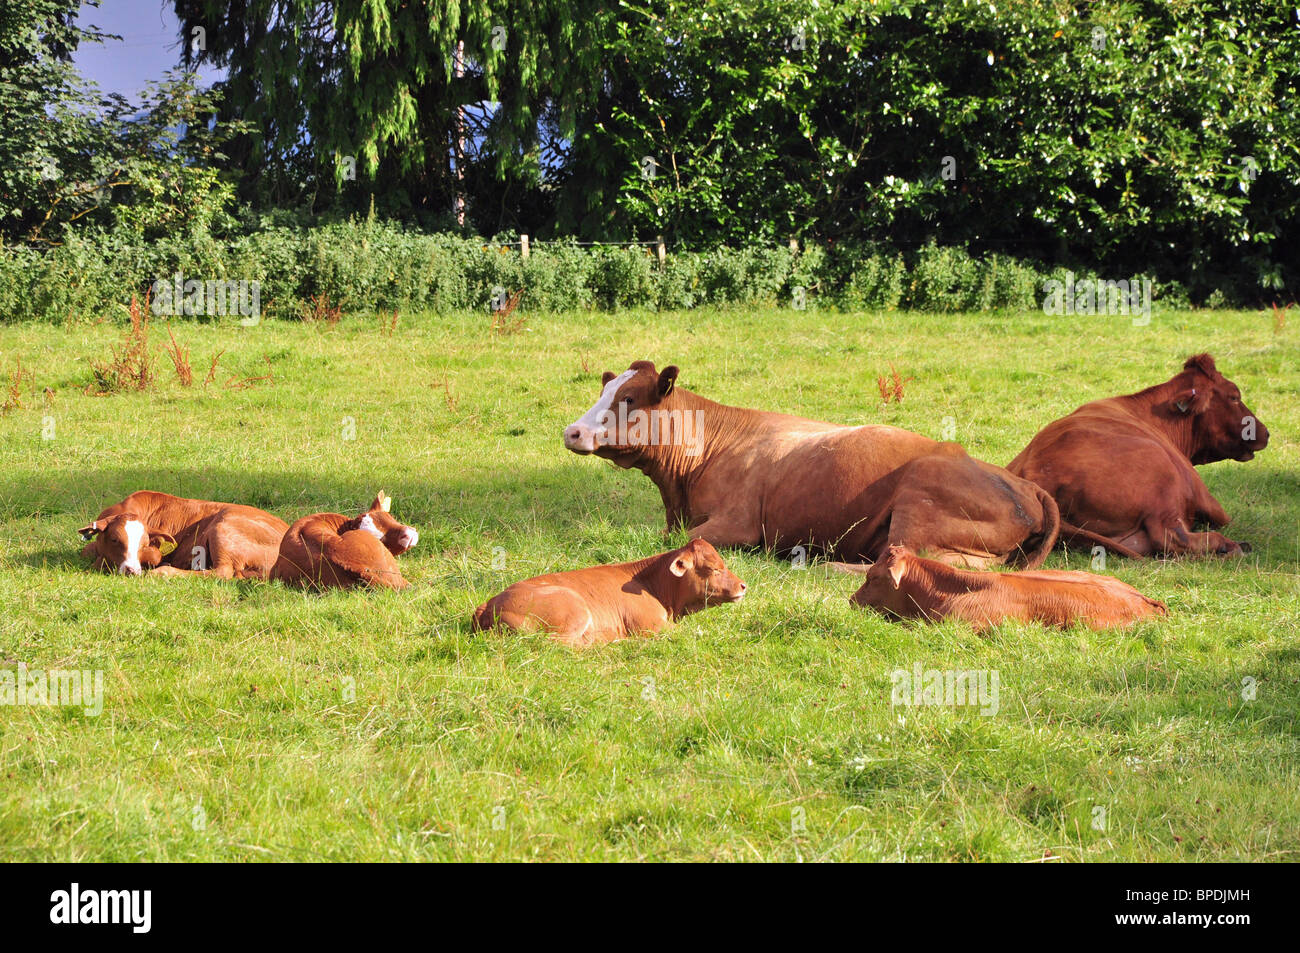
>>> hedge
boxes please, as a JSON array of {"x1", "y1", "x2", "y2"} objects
[{"x1": 0, "y1": 221, "x2": 1170, "y2": 323}]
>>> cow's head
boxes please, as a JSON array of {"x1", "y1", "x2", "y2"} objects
[
  {"x1": 850, "y1": 545, "x2": 921, "y2": 617},
  {"x1": 345, "y1": 492, "x2": 419, "y2": 555},
  {"x1": 1167, "y1": 354, "x2": 1269, "y2": 464},
  {"x1": 78, "y1": 514, "x2": 175, "y2": 576},
  {"x1": 667, "y1": 539, "x2": 746, "y2": 613},
  {"x1": 563, "y1": 360, "x2": 679, "y2": 458}
]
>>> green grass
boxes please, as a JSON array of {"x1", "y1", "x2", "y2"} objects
[{"x1": 1, "y1": 307, "x2": 1297, "y2": 861}]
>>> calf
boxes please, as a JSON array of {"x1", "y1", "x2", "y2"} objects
[
  {"x1": 79, "y1": 491, "x2": 287, "y2": 579},
  {"x1": 271, "y1": 492, "x2": 418, "y2": 591},
  {"x1": 1008, "y1": 353, "x2": 1268, "y2": 557},
  {"x1": 472, "y1": 539, "x2": 746, "y2": 647},
  {"x1": 851, "y1": 545, "x2": 1167, "y2": 630}
]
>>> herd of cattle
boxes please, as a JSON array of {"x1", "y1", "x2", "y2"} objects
[{"x1": 78, "y1": 352, "x2": 1269, "y2": 647}]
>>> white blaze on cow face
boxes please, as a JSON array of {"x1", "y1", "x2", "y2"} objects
[
  {"x1": 120, "y1": 519, "x2": 147, "y2": 575},
  {"x1": 564, "y1": 370, "x2": 635, "y2": 453},
  {"x1": 358, "y1": 514, "x2": 384, "y2": 540}
]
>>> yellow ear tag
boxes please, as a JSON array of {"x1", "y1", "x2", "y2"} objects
[{"x1": 159, "y1": 540, "x2": 178, "y2": 557}]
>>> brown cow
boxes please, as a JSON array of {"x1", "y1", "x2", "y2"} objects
[
  {"x1": 471, "y1": 539, "x2": 746, "y2": 647},
  {"x1": 563, "y1": 360, "x2": 1060, "y2": 569},
  {"x1": 851, "y1": 545, "x2": 1167, "y2": 630},
  {"x1": 79, "y1": 491, "x2": 287, "y2": 579},
  {"x1": 271, "y1": 492, "x2": 418, "y2": 590},
  {"x1": 1008, "y1": 354, "x2": 1268, "y2": 557}
]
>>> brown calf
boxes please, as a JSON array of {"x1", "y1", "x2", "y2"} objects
[
  {"x1": 270, "y1": 492, "x2": 418, "y2": 590},
  {"x1": 472, "y1": 539, "x2": 746, "y2": 647},
  {"x1": 851, "y1": 545, "x2": 1167, "y2": 630},
  {"x1": 79, "y1": 491, "x2": 287, "y2": 579}
]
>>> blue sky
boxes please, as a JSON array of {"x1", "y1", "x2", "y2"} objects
[{"x1": 72, "y1": 0, "x2": 225, "y2": 99}]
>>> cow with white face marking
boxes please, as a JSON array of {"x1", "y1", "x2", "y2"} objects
[
  {"x1": 79, "y1": 491, "x2": 288, "y2": 579},
  {"x1": 564, "y1": 360, "x2": 1061, "y2": 568},
  {"x1": 270, "y1": 492, "x2": 418, "y2": 590}
]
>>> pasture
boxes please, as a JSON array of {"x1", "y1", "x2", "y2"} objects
[{"x1": 0, "y1": 307, "x2": 1297, "y2": 861}]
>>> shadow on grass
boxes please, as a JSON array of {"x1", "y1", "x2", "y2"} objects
[
  {"x1": 4, "y1": 456, "x2": 1297, "y2": 571},
  {"x1": 0, "y1": 458, "x2": 662, "y2": 554}
]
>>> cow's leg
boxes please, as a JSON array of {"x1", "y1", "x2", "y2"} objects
[
  {"x1": 686, "y1": 515, "x2": 759, "y2": 550},
  {"x1": 1141, "y1": 514, "x2": 1244, "y2": 557},
  {"x1": 148, "y1": 564, "x2": 237, "y2": 579},
  {"x1": 882, "y1": 465, "x2": 1039, "y2": 568}
]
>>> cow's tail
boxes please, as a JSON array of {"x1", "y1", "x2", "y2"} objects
[
  {"x1": 1014, "y1": 484, "x2": 1061, "y2": 570},
  {"x1": 1058, "y1": 521, "x2": 1145, "y2": 561}
]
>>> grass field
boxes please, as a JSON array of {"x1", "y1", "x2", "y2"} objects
[{"x1": 1, "y1": 307, "x2": 1297, "y2": 861}]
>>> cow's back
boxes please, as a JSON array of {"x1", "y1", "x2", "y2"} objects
[
  {"x1": 163, "y1": 504, "x2": 287, "y2": 577},
  {"x1": 954, "y1": 567, "x2": 1166, "y2": 628},
  {"x1": 741, "y1": 424, "x2": 940, "y2": 548}
]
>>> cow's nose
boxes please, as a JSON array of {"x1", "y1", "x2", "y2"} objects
[
  {"x1": 120, "y1": 564, "x2": 140, "y2": 577},
  {"x1": 564, "y1": 424, "x2": 596, "y2": 453},
  {"x1": 400, "y1": 528, "x2": 419, "y2": 550}
]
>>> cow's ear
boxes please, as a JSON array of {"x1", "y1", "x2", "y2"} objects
[
  {"x1": 657, "y1": 365, "x2": 679, "y2": 397},
  {"x1": 372, "y1": 491, "x2": 391, "y2": 513},
  {"x1": 77, "y1": 519, "x2": 106, "y2": 540},
  {"x1": 888, "y1": 553, "x2": 909, "y2": 589},
  {"x1": 150, "y1": 533, "x2": 178, "y2": 558},
  {"x1": 669, "y1": 551, "x2": 694, "y2": 577},
  {"x1": 601, "y1": 371, "x2": 616, "y2": 387},
  {"x1": 1170, "y1": 387, "x2": 1208, "y2": 415}
]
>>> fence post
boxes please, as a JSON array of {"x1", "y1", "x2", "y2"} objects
[
  {"x1": 788, "y1": 236, "x2": 799, "y2": 254},
  {"x1": 520, "y1": 234, "x2": 530, "y2": 259},
  {"x1": 656, "y1": 235, "x2": 666, "y2": 265}
]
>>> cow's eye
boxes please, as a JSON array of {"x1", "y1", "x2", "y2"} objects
[{"x1": 623, "y1": 396, "x2": 634, "y2": 405}]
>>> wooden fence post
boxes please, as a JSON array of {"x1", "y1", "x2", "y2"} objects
[
  {"x1": 520, "y1": 234, "x2": 530, "y2": 259},
  {"x1": 656, "y1": 235, "x2": 666, "y2": 264}
]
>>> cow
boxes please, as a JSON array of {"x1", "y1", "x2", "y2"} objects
[
  {"x1": 1007, "y1": 354, "x2": 1269, "y2": 557},
  {"x1": 79, "y1": 491, "x2": 287, "y2": 579},
  {"x1": 562, "y1": 360, "x2": 1060, "y2": 569},
  {"x1": 270, "y1": 492, "x2": 418, "y2": 591},
  {"x1": 471, "y1": 538, "x2": 746, "y2": 647},
  {"x1": 851, "y1": 545, "x2": 1168, "y2": 630}
]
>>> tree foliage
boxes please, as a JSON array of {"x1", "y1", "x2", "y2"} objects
[
  {"x1": 6, "y1": 1, "x2": 1299, "y2": 300},
  {"x1": 0, "y1": 1, "x2": 246, "y2": 244}
]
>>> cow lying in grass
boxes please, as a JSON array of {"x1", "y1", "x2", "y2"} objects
[
  {"x1": 472, "y1": 539, "x2": 746, "y2": 647},
  {"x1": 564, "y1": 360, "x2": 1060, "y2": 569},
  {"x1": 79, "y1": 491, "x2": 287, "y2": 579},
  {"x1": 1008, "y1": 353, "x2": 1268, "y2": 557},
  {"x1": 270, "y1": 492, "x2": 418, "y2": 590},
  {"x1": 850, "y1": 545, "x2": 1167, "y2": 630}
]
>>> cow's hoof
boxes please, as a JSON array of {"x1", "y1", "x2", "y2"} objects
[
  {"x1": 1215, "y1": 541, "x2": 1246, "y2": 556},
  {"x1": 1237, "y1": 541, "x2": 1252, "y2": 555}
]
